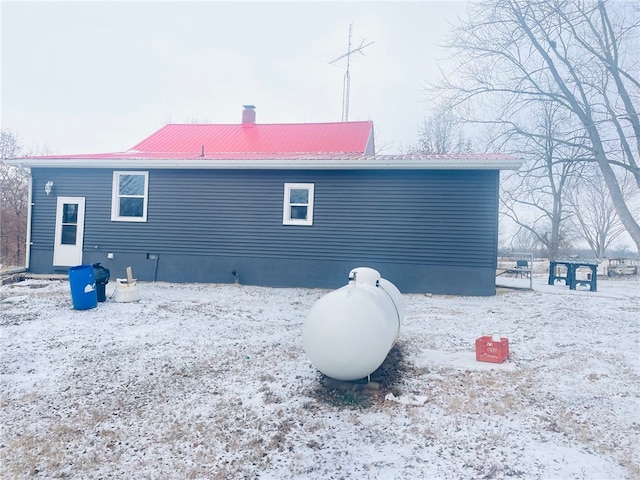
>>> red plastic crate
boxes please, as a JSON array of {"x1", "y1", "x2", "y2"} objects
[{"x1": 476, "y1": 336, "x2": 509, "y2": 363}]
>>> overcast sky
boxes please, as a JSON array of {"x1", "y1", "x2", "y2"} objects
[{"x1": 1, "y1": 1, "x2": 469, "y2": 155}]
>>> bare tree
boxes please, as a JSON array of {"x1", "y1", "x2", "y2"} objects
[
  {"x1": 437, "y1": 0, "x2": 640, "y2": 251},
  {"x1": 500, "y1": 226, "x2": 539, "y2": 253},
  {"x1": 566, "y1": 166, "x2": 631, "y2": 258},
  {"x1": 1, "y1": 129, "x2": 23, "y2": 159},
  {"x1": 371, "y1": 125, "x2": 393, "y2": 154},
  {"x1": 408, "y1": 101, "x2": 472, "y2": 154},
  {"x1": 0, "y1": 129, "x2": 29, "y2": 268},
  {"x1": 498, "y1": 102, "x2": 585, "y2": 260}
]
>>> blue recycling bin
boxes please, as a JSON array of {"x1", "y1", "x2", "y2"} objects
[{"x1": 68, "y1": 265, "x2": 98, "y2": 310}]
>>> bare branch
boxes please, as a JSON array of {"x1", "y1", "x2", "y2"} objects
[{"x1": 432, "y1": 0, "x2": 640, "y2": 252}]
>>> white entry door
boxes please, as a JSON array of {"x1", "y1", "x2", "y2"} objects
[{"x1": 53, "y1": 197, "x2": 86, "y2": 267}]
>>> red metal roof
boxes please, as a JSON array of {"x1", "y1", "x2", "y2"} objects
[
  {"x1": 130, "y1": 121, "x2": 373, "y2": 155},
  {"x1": 13, "y1": 116, "x2": 522, "y2": 170}
]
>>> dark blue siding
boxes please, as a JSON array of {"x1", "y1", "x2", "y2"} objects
[{"x1": 29, "y1": 168, "x2": 499, "y2": 295}]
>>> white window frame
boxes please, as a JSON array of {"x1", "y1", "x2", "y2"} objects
[
  {"x1": 111, "y1": 171, "x2": 149, "y2": 222},
  {"x1": 283, "y1": 183, "x2": 314, "y2": 226}
]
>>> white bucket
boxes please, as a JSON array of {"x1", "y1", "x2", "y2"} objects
[{"x1": 114, "y1": 279, "x2": 140, "y2": 303}]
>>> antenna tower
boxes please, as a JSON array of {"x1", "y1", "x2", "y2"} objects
[{"x1": 330, "y1": 24, "x2": 374, "y2": 122}]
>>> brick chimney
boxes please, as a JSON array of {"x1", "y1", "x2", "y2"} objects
[{"x1": 242, "y1": 105, "x2": 256, "y2": 125}]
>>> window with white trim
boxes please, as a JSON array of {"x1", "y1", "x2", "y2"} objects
[
  {"x1": 111, "y1": 171, "x2": 149, "y2": 222},
  {"x1": 283, "y1": 183, "x2": 314, "y2": 226}
]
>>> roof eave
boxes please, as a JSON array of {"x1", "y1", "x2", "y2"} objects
[{"x1": 4, "y1": 157, "x2": 523, "y2": 170}]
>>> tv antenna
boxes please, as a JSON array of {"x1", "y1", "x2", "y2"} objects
[{"x1": 329, "y1": 24, "x2": 374, "y2": 122}]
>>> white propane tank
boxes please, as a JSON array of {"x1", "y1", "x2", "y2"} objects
[{"x1": 303, "y1": 267, "x2": 404, "y2": 381}]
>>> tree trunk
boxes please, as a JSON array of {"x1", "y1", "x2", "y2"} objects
[{"x1": 590, "y1": 133, "x2": 640, "y2": 251}]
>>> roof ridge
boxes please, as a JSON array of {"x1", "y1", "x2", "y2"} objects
[{"x1": 162, "y1": 120, "x2": 373, "y2": 127}]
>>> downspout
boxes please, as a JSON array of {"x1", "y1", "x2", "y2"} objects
[{"x1": 24, "y1": 170, "x2": 33, "y2": 270}]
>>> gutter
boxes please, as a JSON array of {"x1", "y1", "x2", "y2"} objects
[{"x1": 5, "y1": 156, "x2": 524, "y2": 171}]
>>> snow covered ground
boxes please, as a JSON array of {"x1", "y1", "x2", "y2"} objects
[{"x1": 1, "y1": 275, "x2": 638, "y2": 479}]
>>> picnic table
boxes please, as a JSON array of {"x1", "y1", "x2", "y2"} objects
[
  {"x1": 548, "y1": 260, "x2": 598, "y2": 292},
  {"x1": 496, "y1": 253, "x2": 534, "y2": 290}
]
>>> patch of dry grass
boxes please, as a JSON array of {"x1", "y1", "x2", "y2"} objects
[{"x1": 1, "y1": 279, "x2": 638, "y2": 479}]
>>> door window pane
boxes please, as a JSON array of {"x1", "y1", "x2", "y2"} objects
[
  {"x1": 61, "y1": 225, "x2": 77, "y2": 245},
  {"x1": 62, "y1": 204, "x2": 78, "y2": 223}
]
